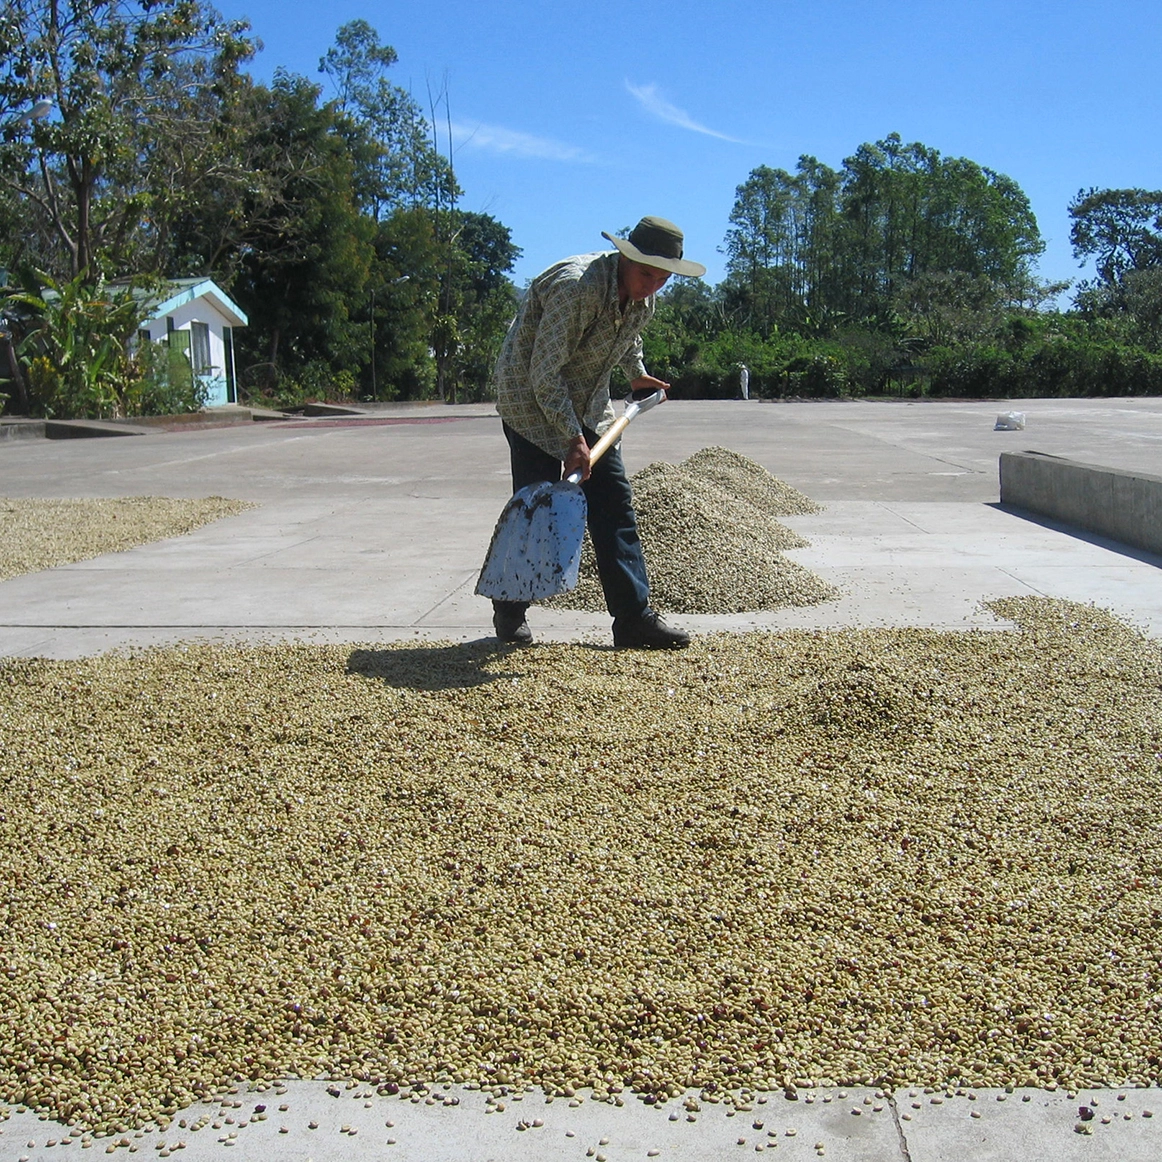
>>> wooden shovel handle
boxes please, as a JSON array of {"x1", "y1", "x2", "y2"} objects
[
  {"x1": 564, "y1": 389, "x2": 665, "y2": 483},
  {"x1": 588, "y1": 413, "x2": 633, "y2": 466}
]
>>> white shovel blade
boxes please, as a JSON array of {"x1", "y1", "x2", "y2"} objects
[{"x1": 475, "y1": 480, "x2": 587, "y2": 602}]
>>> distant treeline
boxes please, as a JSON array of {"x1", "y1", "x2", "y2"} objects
[
  {"x1": 645, "y1": 146, "x2": 1162, "y2": 400},
  {"x1": 1, "y1": 1, "x2": 1160, "y2": 418}
]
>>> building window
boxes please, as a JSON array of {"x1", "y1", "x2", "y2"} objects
[{"x1": 190, "y1": 322, "x2": 212, "y2": 374}]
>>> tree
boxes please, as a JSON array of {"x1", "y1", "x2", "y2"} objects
[
  {"x1": 356, "y1": 207, "x2": 519, "y2": 402},
  {"x1": 1118, "y1": 268, "x2": 1162, "y2": 349},
  {"x1": 796, "y1": 155, "x2": 846, "y2": 317},
  {"x1": 891, "y1": 270, "x2": 1006, "y2": 349},
  {"x1": 318, "y1": 19, "x2": 457, "y2": 218},
  {"x1": 367, "y1": 207, "x2": 442, "y2": 400},
  {"x1": 724, "y1": 164, "x2": 803, "y2": 332},
  {"x1": 227, "y1": 71, "x2": 374, "y2": 393},
  {"x1": 0, "y1": 0, "x2": 255, "y2": 281},
  {"x1": 1069, "y1": 188, "x2": 1162, "y2": 350},
  {"x1": 1069, "y1": 187, "x2": 1162, "y2": 287},
  {"x1": 316, "y1": 20, "x2": 509, "y2": 402},
  {"x1": 446, "y1": 211, "x2": 520, "y2": 400},
  {"x1": 837, "y1": 135, "x2": 1042, "y2": 309},
  {"x1": 642, "y1": 280, "x2": 729, "y2": 384},
  {"x1": 724, "y1": 136, "x2": 1044, "y2": 336}
]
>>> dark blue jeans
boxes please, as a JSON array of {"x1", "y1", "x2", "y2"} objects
[{"x1": 498, "y1": 422, "x2": 651, "y2": 620}]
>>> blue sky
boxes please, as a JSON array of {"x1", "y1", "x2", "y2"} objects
[{"x1": 219, "y1": 0, "x2": 1161, "y2": 301}]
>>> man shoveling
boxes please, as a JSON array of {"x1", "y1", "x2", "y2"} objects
[{"x1": 488, "y1": 216, "x2": 706, "y2": 648}]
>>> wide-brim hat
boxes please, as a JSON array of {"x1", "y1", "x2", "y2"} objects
[{"x1": 602, "y1": 216, "x2": 706, "y2": 278}]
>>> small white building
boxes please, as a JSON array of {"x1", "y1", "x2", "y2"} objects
[{"x1": 137, "y1": 278, "x2": 248, "y2": 407}]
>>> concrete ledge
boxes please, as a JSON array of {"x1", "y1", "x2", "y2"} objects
[
  {"x1": 302, "y1": 402, "x2": 367, "y2": 417},
  {"x1": 44, "y1": 419, "x2": 148, "y2": 439},
  {"x1": 245, "y1": 406, "x2": 293, "y2": 422},
  {"x1": 0, "y1": 419, "x2": 46, "y2": 441},
  {"x1": 1000, "y1": 450, "x2": 1162, "y2": 556},
  {"x1": 127, "y1": 407, "x2": 257, "y2": 429},
  {"x1": 12, "y1": 408, "x2": 291, "y2": 439}
]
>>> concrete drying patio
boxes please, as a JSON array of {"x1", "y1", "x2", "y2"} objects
[
  {"x1": 0, "y1": 396, "x2": 1160, "y2": 658},
  {"x1": 1, "y1": 395, "x2": 1161, "y2": 1161}
]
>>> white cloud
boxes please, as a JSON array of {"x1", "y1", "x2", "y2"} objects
[
  {"x1": 626, "y1": 81, "x2": 746, "y2": 144},
  {"x1": 451, "y1": 121, "x2": 597, "y2": 163}
]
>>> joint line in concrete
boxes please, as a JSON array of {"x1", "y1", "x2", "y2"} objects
[{"x1": 888, "y1": 1093, "x2": 916, "y2": 1162}]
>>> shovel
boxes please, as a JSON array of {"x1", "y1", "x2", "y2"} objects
[{"x1": 475, "y1": 389, "x2": 666, "y2": 603}]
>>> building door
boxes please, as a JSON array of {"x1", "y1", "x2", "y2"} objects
[
  {"x1": 190, "y1": 322, "x2": 227, "y2": 406},
  {"x1": 223, "y1": 326, "x2": 236, "y2": 404}
]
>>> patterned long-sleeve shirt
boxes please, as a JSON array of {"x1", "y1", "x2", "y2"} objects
[{"x1": 493, "y1": 250, "x2": 655, "y2": 459}]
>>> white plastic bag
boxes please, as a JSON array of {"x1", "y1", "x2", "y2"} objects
[{"x1": 994, "y1": 411, "x2": 1026, "y2": 431}]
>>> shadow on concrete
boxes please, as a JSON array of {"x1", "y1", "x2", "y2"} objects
[
  {"x1": 346, "y1": 639, "x2": 529, "y2": 691},
  {"x1": 990, "y1": 502, "x2": 1162, "y2": 568}
]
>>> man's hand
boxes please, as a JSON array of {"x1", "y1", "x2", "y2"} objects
[
  {"x1": 630, "y1": 374, "x2": 670, "y2": 400},
  {"x1": 564, "y1": 434, "x2": 591, "y2": 481}
]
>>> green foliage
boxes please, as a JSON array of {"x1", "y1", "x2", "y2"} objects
[
  {"x1": 926, "y1": 333, "x2": 1162, "y2": 398},
  {"x1": 1024, "y1": 337, "x2": 1162, "y2": 397},
  {"x1": 319, "y1": 20, "x2": 458, "y2": 218},
  {"x1": 357, "y1": 205, "x2": 520, "y2": 403},
  {"x1": 1118, "y1": 268, "x2": 1162, "y2": 349},
  {"x1": 891, "y1": 271, "x2": 1008, "y2": 348},
  {"x1": 454, "y1": 283, "x2": 519, "y2": 402},
  {"x1": 1069, "y1": 187, "x2": 1162, "y2": 287},
  {"x1": 1, "y1": 271, "x2": 212, "y2": 418},
  {"x1": 444, "y1": 211, "x2": 521, "y2": 401},
  {"x1": 0, "y1": 0, "x2": 256, "y2": 280},
  {"x1": 229, "y1": 71, "x2": 375, "y2": 395},
  {"x1": 250, "y1": 362, "x2": 357, "y2": 411},
  {"x1": 2, "y1": 11, "x2": 523, "y2": 408},
  {"x1": 690, "y1": 330, "x2": 799, "y2": 397},
  {"x1": 923, "y1": 343, "x2": 1014, "y2": 398},
  {"x1": 725, "y1": 135, "x2": 1044, "y2": 337},
  {"x1": 7, "y1": 9, "x2": 1158, "y2": 415},
  {"x1": 4, "y1": 271, "x2": 149, "y2": 417},
  {"x1": 365, "y1": 208, "x2": 441, "y2": 401},
  {"x1": 123, "y1": 336, "x2": 207, "y2": 417},
  {"x1": 643, "y1": 280, "x2": 738, "y2": 384},
  {"x1": 646, "y1": 321, "x2": 862, "y2": 401},
  {"x1": 648, "y1": 151, "x2": 1162, "y2": 403},
  {"x1": 1069, "y1": 189, "x2": 1162, "y2": 352}
]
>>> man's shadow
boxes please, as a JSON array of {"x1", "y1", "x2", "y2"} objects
[{"x1": 346, "y1": 638, "x2": 529, "y2": 692}]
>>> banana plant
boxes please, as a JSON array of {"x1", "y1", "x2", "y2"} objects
[{"x1": 3, "y1": 271, "x2": 149, "y2": 418}]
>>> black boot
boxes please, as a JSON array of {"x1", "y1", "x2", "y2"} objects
[
  {"x1": 493, "y1": 601, "x2": 532, "y2": 645},
  {"x1": 612, "y1": 608, "x2": 690, "y2": 650}
]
